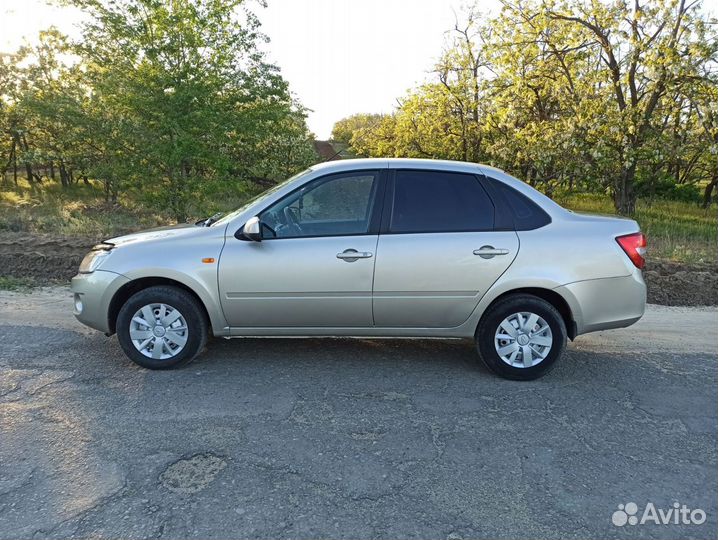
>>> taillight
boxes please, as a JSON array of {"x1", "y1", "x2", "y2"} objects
[{"x1": 616, "y1": 232, "x2": 647, "y2": 269}]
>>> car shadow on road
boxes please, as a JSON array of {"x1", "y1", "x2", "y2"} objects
[{"x1": 199, "y1": 335, "x2": 484, "y2": 369}]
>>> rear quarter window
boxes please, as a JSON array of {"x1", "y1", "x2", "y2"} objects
[{"x1": 487, "y1": 177, "x2": 551, "y2": 230}]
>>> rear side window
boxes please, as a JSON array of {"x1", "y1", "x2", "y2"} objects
[
  {"x1": 390, "y1": 170, "x2": 494, "y2": 233},
  {"x1": 488, "y1": 178, "x2": 551, "y2": 230}
]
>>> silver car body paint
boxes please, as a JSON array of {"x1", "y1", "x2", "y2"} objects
[{"x1": 71, "y1": 158, "x2": 646, "y2": 339}]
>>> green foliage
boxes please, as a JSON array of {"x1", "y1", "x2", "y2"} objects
[
  {"x1": 1, "y1": 0, "x2": 317, "y2": 222},
  {"x1": 635, "y1": 176, "x2": 703, "y2": 203},
  {"x1": 331, "y1": 114, "x2": 384, "y2": 145},
  {"x1": 333, "y1": 0, "x2": 718, "y2": 214}
]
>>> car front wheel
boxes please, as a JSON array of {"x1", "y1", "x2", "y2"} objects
[
  {"x1": 116, "y1": 285, "x2": 208, "y2": 369},
  {"x1": 476, "y1": 294, "x2": 567, "y2": 380}
]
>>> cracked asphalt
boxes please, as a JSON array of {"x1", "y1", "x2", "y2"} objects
[{"x1": 0, "y1": 287, "x2": 716, "y2": 540}]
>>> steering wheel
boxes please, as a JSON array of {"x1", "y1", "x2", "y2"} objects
[{"x1": 283, "y1": 206, "x2": 303, "y2": 235}]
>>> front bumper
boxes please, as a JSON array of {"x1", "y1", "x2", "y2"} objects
[
  {"x1": 555, "y1": 269, "x2": 647, "y2": 336},
  {"x1": 71, "y1": 270, "x2": 130, "y2": 334}
]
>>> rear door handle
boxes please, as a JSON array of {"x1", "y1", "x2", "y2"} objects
[
  {"x1": 473, "y1": 246, "x2": 510, "y2": 259},
  {"x1": 337, "y1": 249, "x2": 373, "y2": 262}
]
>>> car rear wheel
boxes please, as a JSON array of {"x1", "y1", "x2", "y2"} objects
[
  {"x1": 476, "y1": 294, "x2": 566, "y2": 380},
  {"x1": 116, "y1": 286, "x2": 208, "y2": 369}
]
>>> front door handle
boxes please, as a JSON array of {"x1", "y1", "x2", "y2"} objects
[
  {"x1": 337, "y1": 249, "x2": 373, "y2": 262},
  {"x1": 473, "y1": 246, "x2": 510, "y2": 259}
]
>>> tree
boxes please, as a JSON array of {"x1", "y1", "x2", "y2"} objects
[
  {"x1": 62, "y1": 0, "x2": 315, "y2": 220},
  {"x1": 680, "y1": 24, "x2": 718, "y2": 207},
  {"x1": 13, "y1": 29, "x2": 91, "y2": 188},
  {"x1": 0, "y1": 53, "x2": 20, "y2": 186},
  {"x1": 542, "y1": 0, "x2": 711, "y2": 213},
  {"x1": 332, "y1": 0, "x2": 716, "y2": 214},
  {"x1": 342, "y1": 113, "x2": 399, "y2": 158},
  {"x1": 331, "y1": 113, "x2": 384, "y2": 145},
  {"x1": 433, "y1": 5, "x2": 488, "y2": 163}
]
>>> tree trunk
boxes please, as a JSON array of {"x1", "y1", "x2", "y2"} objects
[
  {"x1": 19, "y1": 134, "x2": 37, "y2": 183},
  {"x1": 175, "y1": 163, "x2": 189, "y2": 223},
  {"x1": 50, "y1": 162, "x2": 56, "y2": 181},
  {"x1": 703, "y1": 172, "x2": 718, "y2": 208},
  {"x1": 12, "y1": 145, "x2": 18, "y2": 186},
  {"x1": 613, "y1": 163, "x2": 638, "y2": 215},
  {"x1": 460, "y1": 120, "x2": 468, "y2": 162},
  {"x1": 58, "y1": 161, "x2": 70, "y2": 187},
  {"x1": 2, "y1": 140, "x2": 16, "y2": 187},
  {"x1": 25, "y1": 162, "x2": 34, "y2": 183}
]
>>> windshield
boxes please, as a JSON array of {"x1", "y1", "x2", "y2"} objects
[{"x1": 211, "y1": 169, "x2": 313, "y2": 227}]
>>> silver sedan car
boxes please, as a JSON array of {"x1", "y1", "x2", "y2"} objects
[{"x1": 71, "y1": 159, "x2": 647, "y2": 380}]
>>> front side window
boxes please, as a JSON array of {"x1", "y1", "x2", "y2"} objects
[
  {"x1": 260, "y1": 172, "x2": 378, "y2": 238},
  {"x1": 390, "y1": 170, "x2": 494, "y2": 233},
  {"x1": 212, "y1": 169, "x2": 313, "y2": 227}
]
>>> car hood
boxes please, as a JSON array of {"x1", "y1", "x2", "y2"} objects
[{"x1": 104, "y1": 223, "x2": 205, "y2": 247}]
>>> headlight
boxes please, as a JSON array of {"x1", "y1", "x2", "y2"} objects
[{"x1": 79, "y1": 245, "x2": 114, "y2": 273}]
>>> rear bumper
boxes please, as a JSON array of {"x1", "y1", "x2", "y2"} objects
[
  {"x1": 71, "y1": 270, "x2": 130, "y2": 334},
  {"x1": 555, "y1": 270, "x2": 646, "y2": 336}
]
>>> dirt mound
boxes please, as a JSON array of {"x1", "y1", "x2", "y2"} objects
[
  {"x1": 0, "y1": 232, "x2": 715, "y2": 306},
  {"x1": 0, "y1": 232, "x2": 99, "y2": 282},
  {"x1": 643, "y1": 259, "x2": 718, "y2": 306}
]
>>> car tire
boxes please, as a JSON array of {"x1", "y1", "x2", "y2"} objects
[
  {"x1": 476, "y1": 294, "x2": 567, "y2": 380},
  {"x1": 116, "y1": 285, "x2": 208, "y2": 369}
]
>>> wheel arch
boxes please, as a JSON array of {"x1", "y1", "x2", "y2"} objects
[
  {"x1": 479, "y1": 287, "x2": 577, "y2": 340},
  {"x1": 108, "y1": 277, "x2": 217, "y2": 335}
]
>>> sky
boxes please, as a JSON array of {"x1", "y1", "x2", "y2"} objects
[{"x1": 0, "y1": 0, "x2": 501, "y2": 139}]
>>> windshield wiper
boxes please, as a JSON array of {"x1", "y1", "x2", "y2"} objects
[{"x1": 196, "y1": 212, "x2": 224, "y2": 227}]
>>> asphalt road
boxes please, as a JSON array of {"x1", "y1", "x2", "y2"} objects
[{"x1": 0, "y1": 287, "x2": 716, "y2": 540}]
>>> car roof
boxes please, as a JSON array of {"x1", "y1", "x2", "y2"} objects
[
  {"x1": 310, "y1": 157, "x2": 504, "y2": 175},
  {"x1": 222, "y1": 157, "x2": 569, "y2": 230}
]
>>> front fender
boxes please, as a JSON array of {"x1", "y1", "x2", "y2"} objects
[{"x1": 120, "y1": 267, "x2": 229, "y2": 336}]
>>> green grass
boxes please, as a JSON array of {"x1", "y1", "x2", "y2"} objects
[
  {"x1": 556, "y1": 193, "x2": 717, "y2": 264},
  {"x1": 0, "y1": 276, "x2": 37, "y2": 291},
  {"x1": 0, "y1": 178, "x2": 169, "y2": 237}
]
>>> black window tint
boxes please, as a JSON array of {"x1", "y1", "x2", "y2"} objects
[
  {"x1": 489, "y1": 179, "x2": 551, "y2": 230},
  {"x1": 390, "y1": 171, "x2": 494, "y2": 233}
]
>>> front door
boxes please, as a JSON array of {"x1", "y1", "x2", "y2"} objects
[
  {"x1": 373, "y1": 169, "x2": 519, "y2": 327},
  {"x1": 219, "y1": 170, "x2": 383, "y2": 327}
]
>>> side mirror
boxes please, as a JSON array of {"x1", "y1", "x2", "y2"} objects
[{"x1": 237, "y1": 216, "x2": 262, "y2": 242}]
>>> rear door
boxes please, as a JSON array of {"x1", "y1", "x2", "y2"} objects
[{"x1": 372, "y1": 169, "x2": 519, "y2": 328}]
